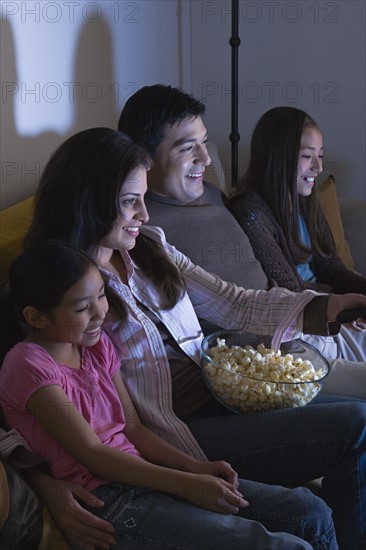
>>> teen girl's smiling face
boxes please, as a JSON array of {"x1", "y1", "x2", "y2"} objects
[
  {"x1": 297, "y1": 126, "x2": 324, "y2": 197},
  {"x1": 100, "y1": 166, "x2": 149, "y2": 253},
  {"x1": 43, "y1": 266, "x2": 108, "y2": 347},
  {"x1": 147, "y1": 116, "x2": 211, "y2": 203}
]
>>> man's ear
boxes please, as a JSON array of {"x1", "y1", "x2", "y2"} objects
[
  {"x1": 145, "y1": 166, "x2": 162, "y2": 195},
  {"x1": 22, "y1": 307, "x2": 50, "y2": 329}
]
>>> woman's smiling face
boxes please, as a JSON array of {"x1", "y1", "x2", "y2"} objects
[{"x1": 99, "y1": 166, "x2": 149, "y2": 252}]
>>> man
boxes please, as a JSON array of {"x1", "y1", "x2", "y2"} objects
[
  {"x1": 118, "y1": 84, "x2": 366, "y2": 394},
  {"x1": 118, "y1": 84, "x2": 269, "y2": 291}
]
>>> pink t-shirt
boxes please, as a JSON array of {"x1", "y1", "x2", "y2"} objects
[{"x1": 0, "y1": 331, "x2": 141, "y2": 490}]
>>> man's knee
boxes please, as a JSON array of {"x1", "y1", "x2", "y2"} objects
[{"x1": 292, "y1": 487, "x2": 336, "y2": 543}]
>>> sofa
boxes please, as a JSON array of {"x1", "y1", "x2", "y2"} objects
[{"x1": 0, "y1": 146, "x2": 365, "y2": 548}]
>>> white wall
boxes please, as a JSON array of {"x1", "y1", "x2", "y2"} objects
[
  {"x1": 0, "y1": 0, "x2": 192, "y2": 208},
  {"x1": 1, "y1": 0, "x2": 365, "y2": 209},
  {"x1": 190, "y1": 0, "x2": 366, "y2": 200}
]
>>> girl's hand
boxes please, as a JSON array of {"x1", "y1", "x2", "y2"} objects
[
  {"x1": 43, "y1": 479, "x2": 116, "y2": 550},
  {"x1": 181, "y1": 473, "x2": 249, "y2": 515},
  {"x1": 189, "y1": 460, "x2": 239, "y2": 487}
]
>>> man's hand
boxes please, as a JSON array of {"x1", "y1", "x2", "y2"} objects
[
  {"x1": 327, "y1": 293, "x2": 366, "y2": 329},
  {"x1": 43, "y1": 479, "x2": 116, "y2": 549}
]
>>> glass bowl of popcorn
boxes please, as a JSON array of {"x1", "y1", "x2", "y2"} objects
[{"x1": 201, "y1": 331, "x2": 330, "y2": 413}]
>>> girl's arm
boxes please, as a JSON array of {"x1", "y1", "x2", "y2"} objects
[
  {"x1": 314, "y1": 205, "x2": 366, "y2": 294},
  {"x1": 26, "y1": 385, "x2": 246, "y2": 515},
  {"x1": 112, "y1": 371, "x2": 239, "y2": 484},
  {"x1": 230, "y1": 196, "x2": 307, "y2": 292}
]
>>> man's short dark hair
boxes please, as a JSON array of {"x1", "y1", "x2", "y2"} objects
[{"x1": 118, "y1": 84, "x2": 205, "y2": 157}]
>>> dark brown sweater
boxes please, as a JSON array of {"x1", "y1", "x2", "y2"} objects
[{"x1": 230, "y1": 191, "x2": 366, "y2": 295}]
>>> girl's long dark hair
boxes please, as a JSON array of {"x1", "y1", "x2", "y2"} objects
[
  {"x1": 231, "y1": 107, "x2": 329, "y2": 259},
  {"x1": 24, "y1": 128, "x2": 185, "y2": 309}
]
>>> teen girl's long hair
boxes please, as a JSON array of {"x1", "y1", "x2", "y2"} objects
[
  {"x1": 24, "y1": 128, "x2": 185, "y2": 309},
  {"x1": 231, "y1": 107, "x2": 330, "y2": 260}
]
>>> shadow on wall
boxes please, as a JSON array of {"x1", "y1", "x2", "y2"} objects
[
  {"x1": 0, "y1": 18, "x2": 59, "y2": 209},
  {"x1": 1, "y1": 12, "x2": 119, "y2": 209}
]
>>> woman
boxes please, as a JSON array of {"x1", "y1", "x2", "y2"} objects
[
  {"x1": 21, "y1": 128, "x2": 366, "y2": 549},
  {"x1": 3, "y1": 240, "x2": 327, "y2": 550},
  {"x1": 229, "y1": 106, "x2": 366, "y2": 295}
]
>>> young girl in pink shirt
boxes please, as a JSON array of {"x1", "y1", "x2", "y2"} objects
[{"x1": 0, "y1": 240, "x2": 335, "y2": 549}]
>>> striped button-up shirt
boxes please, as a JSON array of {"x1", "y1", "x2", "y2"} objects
[{"x1": 103, "y1": 226, "x2": 319, "y2": 460}]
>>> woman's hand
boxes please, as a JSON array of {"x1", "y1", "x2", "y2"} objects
[
  {"x1": 180, "y1": 472, "x2": 248, "y2": 515},
  {"x1": 327, "y1": 293, "x2": 366, "y2": 330},
  {"x1": 43, "y1": 479, "x2": 116, "y2": 550}
]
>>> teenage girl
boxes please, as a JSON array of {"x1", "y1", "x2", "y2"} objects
[{"x1": 230, "y1": 106, "x2": 366, "y2": 295}]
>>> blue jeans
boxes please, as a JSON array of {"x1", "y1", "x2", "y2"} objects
[
  {"x1": 79, "y1": 479, "x2": 336, "y2": 549},
  {"x1": 185, "y1": 397, "x2": 366, "y2": 549}
]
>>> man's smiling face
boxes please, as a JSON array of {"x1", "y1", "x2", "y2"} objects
[{"x1": 147, "y1": 116, "x2": 211, "y2": 203}]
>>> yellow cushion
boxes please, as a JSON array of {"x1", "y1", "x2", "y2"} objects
[
  {"x1": 0, "y1": 461, "x2": 10, "y2": 529},
  {"x1": 38, "y1": 508, "x2": 69, "y2": 550},
  {"x1": 317, "y1": 175, "x2": 355, "y2": 269},
  {"x1": 0, "y1": 197, "x2": 34, "y2": 280}
]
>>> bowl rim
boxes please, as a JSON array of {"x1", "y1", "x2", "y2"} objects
[{"x1": 201, "y1": 330, "x2": 330, "y2": 385}]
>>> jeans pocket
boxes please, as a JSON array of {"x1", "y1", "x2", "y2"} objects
[{"x1": 91, "y1": 483, "x2": 148, "y2": 526}]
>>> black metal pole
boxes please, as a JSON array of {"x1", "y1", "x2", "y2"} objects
[{"x1": 229, "y1": 0, "x2": 240, "y2": 186}]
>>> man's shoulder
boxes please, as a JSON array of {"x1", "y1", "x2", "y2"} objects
[
  {"x1": 203, "y1": 180, "x2": 221, "y2": 193},
  {"x1": 202, "y1": 180, "x2": 225, "y2": 202},
  {"x1": 145, "y1": 182, "x2": 226, "y2": 210}
]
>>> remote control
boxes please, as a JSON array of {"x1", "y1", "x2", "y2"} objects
[{"x1": 336, "y1": 307, "x2": 366, "y2": 324}]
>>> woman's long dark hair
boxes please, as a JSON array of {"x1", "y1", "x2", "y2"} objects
[
  {"x1": 231, "y1": 107, "x2": 329, "y2": 259},
  {"x1": 25, "y1": 128, "x2": 185, "y2": 309}
]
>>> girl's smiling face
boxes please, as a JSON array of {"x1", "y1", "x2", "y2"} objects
[
  {"x1": 42, "y1": 266, "x2": 109, "y2": 347},
  {"x1": 297, "y1": 127, "x2": 324, "y2": 197}
]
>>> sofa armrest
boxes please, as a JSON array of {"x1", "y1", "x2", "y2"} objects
[
  {"x1": 205, "y1": 142, "x2": 234, "y2": 197},
  {"x1": 338, "y1": 198, "x2": 366, "y2": 276},
  {"x1": 0, "y1": 197, "x2": 34, "y2": 280}
]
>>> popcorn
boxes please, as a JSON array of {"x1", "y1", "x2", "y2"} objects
[{"x1": 203, "y1": 339, "x2": 328, "y2": 412}]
